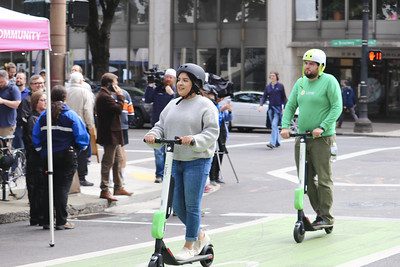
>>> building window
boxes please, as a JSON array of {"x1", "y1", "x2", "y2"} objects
[
  {"x1": 221, "y1": 0, "x2": 242, "y2": 23},
  {"x1": 244, "y1": 48, "x2": 265, "y2": 91},
  {"x1": 295, "y1": 0, "x2": 318, "y2": 21},
  {"x1": 221, "y1": 48, "x2": 241, "y2": 91},
  {"x1": 197, "y1": 48, "x2": 217, "y2": 74},
  {"x1": 322, "y1": 0, "x2": 344, "y2": 20},
  {"x1": 175, "y1": 0, "x2": 195, "y2": 23},
  {"x1": 198, "y1": 0, "x2": 217, "y2": 22},
  {"x1": 174, "y1": 48, "x2": 194, "y2": 67},
  {"x1": 377, "y1": 0, "x2": 399, "y2": 20},
  {"x1": 245, "y1": 0, "x2": 266, "y2": 21},
  {"x1": 129, "y1": 0, "x2": 149, "y2": 24},
  {"x1": 349, "y1": 0, "x2": 372, "y2": 20}
]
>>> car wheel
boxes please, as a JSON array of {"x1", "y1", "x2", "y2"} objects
[{"x1": 129, "y1": 109, "x2": 144, "y2": 129}]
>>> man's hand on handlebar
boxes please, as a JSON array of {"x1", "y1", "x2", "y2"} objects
[
  {"x1": 280, "y1": 128, "x2": 290, "y2": 139},
  {"x1": 312, "y1": 128, "x2": 324, "y2": 138}
]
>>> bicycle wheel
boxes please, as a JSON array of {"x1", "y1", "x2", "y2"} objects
[{"x1": 8, "y1": 149, "x2": 27, "y2": 200}]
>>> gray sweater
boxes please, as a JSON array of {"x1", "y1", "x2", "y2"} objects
[{"x1": 147, "y1": 95, "x2": 219, "y2": 161}]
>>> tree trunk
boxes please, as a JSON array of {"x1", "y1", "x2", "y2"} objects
[{"x1": 86, "y1": 0, "x2": 120, "y2": 81}]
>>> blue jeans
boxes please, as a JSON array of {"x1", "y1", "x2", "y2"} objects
[
  {"x1": 172, "y1": 158, "x2": 212, "y2": 241},
  {"x1": 268, "y1": 107, "x2": 281, "y2": 146},
  {"x1": 154, "y1": 146, "x2": 165, "y2": 178}
]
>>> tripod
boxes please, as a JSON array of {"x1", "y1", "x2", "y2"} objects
[{"x1": 213, "y1": 140, "x2": 239, "y2": 183}]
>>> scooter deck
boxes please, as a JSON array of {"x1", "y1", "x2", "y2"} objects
[
  {"x1": 163, "y1": 249, "x2": 213, "y2": 265},
  {"x1": 303, "y1": 216, "x2": 333, "y2": 231}
]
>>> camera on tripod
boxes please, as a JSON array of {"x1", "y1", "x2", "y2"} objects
[
  {"x1": 144, "y1": 65, "x2": 165, "y2": 87},
  {"x1": 207, "y1": 73, "x2": 234, "y2": 99}
]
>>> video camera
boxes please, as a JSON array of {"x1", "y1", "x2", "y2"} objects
[
  {"x1": 144, "y1": 65, "x2": 165, "y2": 87},
  {"x1": 207, "y1": 73, "x2": 234, "y2": 99}
]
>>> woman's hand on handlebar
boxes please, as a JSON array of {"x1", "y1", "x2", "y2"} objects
[
  {"x1": 179, "y1": 135, "x2": 194, "y2": 145},
  {"x1": 144, "y1": 134, "x2": 156, "y2": 144},
  {"x1": 280, "y1": 128, "x2": 290, "y2": 139}
]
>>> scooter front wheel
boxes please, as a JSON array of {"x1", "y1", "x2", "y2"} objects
[
  {"x1": 325, "y1": 226, "x2": 333, "y2": 234},
  {"x1": 293, "y1": 222, "x2": 305, "y2": 243},
  {"x1": 200, "y1": 245, "x2": 214, "y2": 267},
  {"x1": 148, "y1": 256, "x2": 163, "y2": 267}
]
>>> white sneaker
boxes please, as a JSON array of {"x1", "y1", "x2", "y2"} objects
[
  {"x1": 175, "y1": 247, "x2": 195, "y2": 261},
  {"x1": 194, "y1": 232, "x2": 211, "y2": 255}
]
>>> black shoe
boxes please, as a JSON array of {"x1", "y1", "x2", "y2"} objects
[
  {"x1": 312, "y1": 218, "x2": 332, "y2": 229},
  {"x1": 30, "y1": 220, "x2": 38, "y2": 226},
  {"x1": 266, "y1": 143, "x2": 275, "y2": 149},
  {"x1": 80, "y1": 180, "x2": 94, "y2": 186},
  {"x1": 42, "y1": 224, "x2": 50, "y2": 230},
  {"x1": 312, "y1": 216, "x2": 323, "y2": 225},
  {"x1": 154, "y1": 177, "x2": 162, "y2": 183},
  {"x1": 275, "y1": 143, "x2": 281, "y2": 147}
]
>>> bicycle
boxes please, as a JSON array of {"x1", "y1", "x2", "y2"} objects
[{"x1": 0, "y1": 135, "x2": 27, "y2": 201}]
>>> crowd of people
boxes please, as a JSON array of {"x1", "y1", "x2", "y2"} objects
[{"x1": 1, "y1": 48, "x2": 351, "y2": 259}]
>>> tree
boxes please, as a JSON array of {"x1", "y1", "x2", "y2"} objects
[{"x1": 87, "y1": 0, "x2": 120, "y2": 80}]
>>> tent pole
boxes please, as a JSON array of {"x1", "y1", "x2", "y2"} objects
[{"x1": 45, "y1": 50, "x2": 55, "y2": 247}]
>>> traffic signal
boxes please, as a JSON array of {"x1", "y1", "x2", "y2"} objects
[{"x1": 368, "y1": 50, "x2": 382, "y2": 63}]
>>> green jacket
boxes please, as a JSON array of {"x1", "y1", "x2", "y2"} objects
[{"x1": 282, "y1": 73, "x2": 343, "y2": 136}]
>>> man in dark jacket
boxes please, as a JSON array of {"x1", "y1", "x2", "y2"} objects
[
  {"x1": 95, "y1": 73, "x2": 132, "y2": 201},
  {"x1": 337, "y1": 79, "x2": 358, "y2": 128},
  {"x1": 144, "y1": 68, "x2": 176, "y2": 183}
]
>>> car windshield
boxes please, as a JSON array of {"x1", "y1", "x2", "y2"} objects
[{"x1": 233, "y1": 93, "x2": 261, "y2": 104}]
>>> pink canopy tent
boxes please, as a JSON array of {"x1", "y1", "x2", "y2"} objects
[
  {"x1": 0, "y1": 7, "x2": 51, "y2": 52},
  {"x1": 0, "y1": 7, "x2": 56, "y2": 247}
]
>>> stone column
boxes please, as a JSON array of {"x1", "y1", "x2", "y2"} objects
[
  {"x1": 267, "y1": 1, "x2": 299, "y2": 92},
  {"x1": 149, "y1": 0, "x2": 172, "y2": 70}
]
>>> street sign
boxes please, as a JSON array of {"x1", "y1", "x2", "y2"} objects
[{"x1": 331, "y1": 39, "x2": 377, "y2": 47}]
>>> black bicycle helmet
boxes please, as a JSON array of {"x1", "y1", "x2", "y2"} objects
[{"x1": 202, "y1": 83, "x2": 218, "y2": 97}]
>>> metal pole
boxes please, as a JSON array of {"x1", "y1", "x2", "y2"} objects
[
  {"x1": 354, "y1": 0, "x2": 373, "y2": 133},
  {"x1": 126, "y1": 1, "x2": 131, "y2": 84},
  {"x1": 45, "y1": 50, "x2": 55, "y2": 247}
]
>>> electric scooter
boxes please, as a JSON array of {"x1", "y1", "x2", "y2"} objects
[
  {"x1": 291, "y1": 133, "x2": 333, "y2": 243},
  {"x1": 145, "y1": 137, "x2": 214, "y2": 267}
]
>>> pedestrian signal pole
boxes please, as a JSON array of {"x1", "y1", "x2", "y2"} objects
[{"x1": 354, "y1": 0, "x2": 373, "y2": 133}]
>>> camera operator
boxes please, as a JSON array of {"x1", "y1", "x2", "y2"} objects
[{"x1": 144, "y1": 68, "x2": 176, "y2": 183}]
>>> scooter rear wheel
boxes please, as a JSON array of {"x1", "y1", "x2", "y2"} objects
[
  {"x1": 293, "y1": 222, "x2": 305, "y2": 243},
  {"x1": 200, "y1": 245, "x2": 214, "y2": 267},
  {"x1": 325, "y1": 226, "x2": 333, "y2": 234}
]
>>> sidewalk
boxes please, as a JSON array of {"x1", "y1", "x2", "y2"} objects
[{"x1": 1, "y1": 121, "x2": 399, "y2": 224}]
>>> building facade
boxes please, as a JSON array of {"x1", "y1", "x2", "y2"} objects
[{"x1": 1, "y1": 0, "x2": 399, "y2": 120}]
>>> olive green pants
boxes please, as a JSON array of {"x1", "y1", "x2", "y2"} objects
[{"x1": 295, "y1": 136, "x2": 335, "y2": 224}]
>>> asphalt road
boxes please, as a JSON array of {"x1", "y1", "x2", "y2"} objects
[{"x1": 0, "y1": 129, "x2": 399, "y2": 266}]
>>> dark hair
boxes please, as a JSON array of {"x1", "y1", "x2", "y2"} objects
[
  {"x1": 101, "y1": 73, "x2": 118, "y2": 87},
  {"x1": 51, "y1": 85, "x2": 67, "y2": 121},
  {"x1": 31, "y1": 91, "x2": 45, "y2": 111}
]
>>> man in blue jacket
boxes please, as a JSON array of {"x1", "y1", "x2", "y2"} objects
[
  {"x1": 144, "y1": 68, "x2": 176, "y2": 183},
  {"x1": 337, "y1": 79, "x2": 358, "y2": 128}
]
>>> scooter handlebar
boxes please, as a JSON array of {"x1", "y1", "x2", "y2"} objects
[
  {"x1": 143, "y1": 136, "x2": 195, "y2": 146},
  {"x1": 289, "y1": 132, "x2": 313, "y2": 138}
]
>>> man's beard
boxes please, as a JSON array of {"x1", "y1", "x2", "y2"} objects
[
  {"x1": 305, "y1": 72, "x2": 318, "y2": 79},
  {"x1": 15, "y1": 82, "x2": 22, "y2": 87}
]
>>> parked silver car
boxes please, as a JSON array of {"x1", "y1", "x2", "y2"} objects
[
  {"x1": 228, "y1": 91, "x2": 298, "y2": 132},
  {"x1": 228, "y1": 91, "x2": 267, "y2": 131}
]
